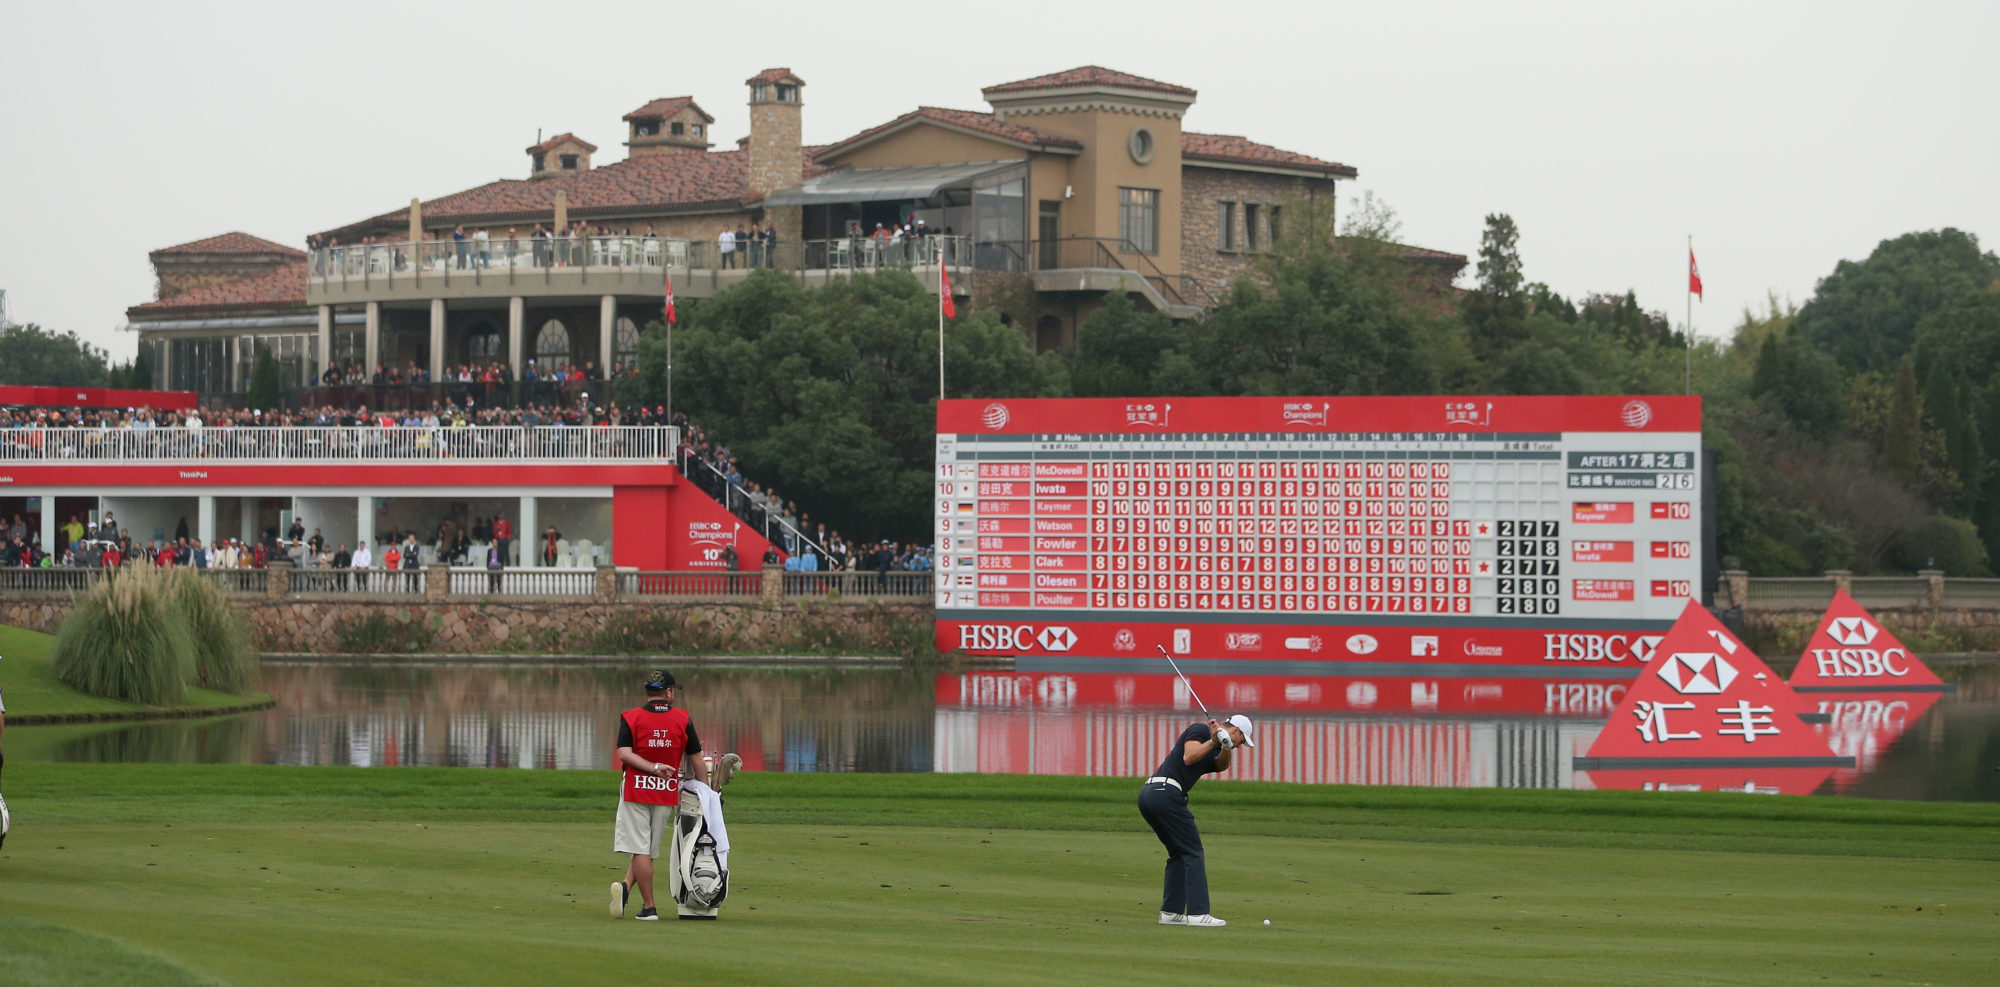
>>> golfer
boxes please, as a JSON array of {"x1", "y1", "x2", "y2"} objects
[
  {"x1": 1138, "y1": 713, "x2": 1255, "y2": 927},
  {"x1": 610, "y1": 669, "x2": 707, "y2": 921}
]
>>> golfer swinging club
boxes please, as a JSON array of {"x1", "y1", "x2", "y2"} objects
[
  {"x1": 1139, "y1": 713, "x2": 1255, "y2": 927},
  {"x1": 611, "y1": 669, "x2": 707, "y2": 921}
]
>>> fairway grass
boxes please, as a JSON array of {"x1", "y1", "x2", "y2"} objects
[{"x1": 0, "y1": 766, "x2": 1996, "y2": 985}]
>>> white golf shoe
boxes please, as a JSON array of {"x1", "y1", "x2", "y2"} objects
[
  {"x1": 1185, "y1": 913, "x2": 1227, "y2": 927},
  {"x1": 1158, "y1": 911, "x2": 1185, "y2": 925}
]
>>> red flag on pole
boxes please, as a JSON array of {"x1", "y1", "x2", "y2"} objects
[
  {"x1": 663, "y1": 266, "x2": 677, "y2": 326},
  {"x1": 1688, "y1": 248, "x2": 1703, "y2": 301},
  {"x1": 939, "y1": 254, "x2": 957, "y2": 319}
]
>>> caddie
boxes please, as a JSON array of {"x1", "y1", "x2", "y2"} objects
[{"x1": 610, "y1": 669, "x2": 707, "y2": 921}]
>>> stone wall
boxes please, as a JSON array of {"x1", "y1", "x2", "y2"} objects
[
  {"x1": 1179, "y1": 169, "x2": 1316, "y2": 301},
  {"x1": 0, "y1": 593, "x2": 930, "y2": 656}
]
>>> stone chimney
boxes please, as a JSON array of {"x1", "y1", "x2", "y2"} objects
[
  {"x1": 745, "y1": 68, "x2": 804, "y2": 241},
  {"x1": 526, "y1": 133, "x2": 598, "y2": 180},
  {"x1": 624, "y1": 97, "x2": 715, "y2": 158}
]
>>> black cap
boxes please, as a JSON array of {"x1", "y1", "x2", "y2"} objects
[{"x1": 644, "y1": 669, "x2": 675, "y2": 691}]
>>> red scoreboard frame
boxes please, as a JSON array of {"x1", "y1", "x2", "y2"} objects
[{"x1": 935, "y1": 395, "x2": 1704, "y2": 670}]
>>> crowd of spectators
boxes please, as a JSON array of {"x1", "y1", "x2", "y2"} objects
[
  {"x1": 316, "y1": 360, "x2": 641, "y2": 387},
  {"x1": 4, "y1": 399, "x2": 931, "y2": 580}
]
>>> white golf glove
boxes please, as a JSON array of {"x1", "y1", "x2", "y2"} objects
[{"x1": 1215, "y1": 729, "x2": 1234, "y2": 751}]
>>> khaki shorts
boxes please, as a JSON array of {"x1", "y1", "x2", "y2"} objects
[{"x1": 614, "y1": 799, "x2": 677, "y2": 858}]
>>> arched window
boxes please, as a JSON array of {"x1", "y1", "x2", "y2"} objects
[
  {"x1": 534, "y1": 319, "x2": 572, "y2": 371},
  {"x1": 614, "y1": 316, "x2": 640, "y2": 362}
]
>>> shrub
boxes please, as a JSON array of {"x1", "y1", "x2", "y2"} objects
[
  {"x1": 331, "y1": 612, "x2": 435, "y2": 654},
  {"x1": 53, "y1": 567, "x2": 198, "y2": 704},
  {"x1": 165, "y1": 569, "x2": 259, "y2": 693}
]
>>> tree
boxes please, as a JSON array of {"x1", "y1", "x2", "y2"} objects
[
  {"x1": 1065, "y1": 293, "x2": 1191, "y2": 397},
  {"x1": 657, "y1": 269, "x2": 1062, "y2": 541},
  {"x1": 1749, "y1": 329, "x2": 1845, "y2": 438},
  {"x1": 0, "y1": 323, "x2": 110, "y2": 387},
  {"x1": 1794, "y1": 228, "x2": 1998, "y2": 371},
  {"x1": 1191, "y1": 240, "x2": 1444, "y2": 397},
  {"x1": 1879, "y1": 360, "x2": 1923, "y2": 486},
  {"x1": 247, "y1": 346, "x2": 279, "y2": 411},
  {"x1": 1462, "y1": 214, "x2": 1527, "y2": 356}
]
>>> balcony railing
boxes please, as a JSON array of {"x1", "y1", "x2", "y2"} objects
[
  {"x1": 308, "y1": 235, "x2": 975, "y2": 284},
  {"x1": 1027, "y1": 237, "x2": 1215, "y2": 311},
  {"x1": 0, "y1": 424, "x2": 677, "y2": 463}
]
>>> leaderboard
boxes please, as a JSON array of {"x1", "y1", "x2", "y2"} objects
[{"x1": 934, "y1": 396, "x2": 1704, "y2": 668}]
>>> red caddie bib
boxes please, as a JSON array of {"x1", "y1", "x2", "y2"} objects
[{"x1": 620, "y1": 703, "x2": 693, "y2": 804}]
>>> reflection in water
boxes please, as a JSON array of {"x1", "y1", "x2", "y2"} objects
[{"x1": 20, "y1": 660, "x2": 2000, "y2": 801}]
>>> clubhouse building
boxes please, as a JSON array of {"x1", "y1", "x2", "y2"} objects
[{"x1": 125, "y1": 65, "x2": 1463, "y2": 401}]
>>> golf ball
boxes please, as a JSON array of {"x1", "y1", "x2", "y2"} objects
[{"x1": 1263, "y1": 919, "x2": 1271, "y2": 926}]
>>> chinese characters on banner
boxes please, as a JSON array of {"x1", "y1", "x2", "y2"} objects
[{"x1": 1576, "y1": 601, "x2": 1850, "y2": 774}]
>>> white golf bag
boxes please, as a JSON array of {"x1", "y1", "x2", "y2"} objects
[{"x1": 672, "y1": 754, "x2": 738, "y2": 919}]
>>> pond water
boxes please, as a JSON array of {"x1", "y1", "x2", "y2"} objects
[{"x1": 18, "y1": 660, "x2": 2000, "y2": 801}]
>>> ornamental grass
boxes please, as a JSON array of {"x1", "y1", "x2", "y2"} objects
[{"x1": 52, "y1": 565, "x2": 257, "y2": 704}]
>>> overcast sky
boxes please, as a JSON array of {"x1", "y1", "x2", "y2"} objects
[{"x1": 3, "y1": 0, "x2": 1994, "y2": 361}]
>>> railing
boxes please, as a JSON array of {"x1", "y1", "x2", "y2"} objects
[
  {"x1": 0, "y1": 566, "x2": 265, "y2": 594},
  {"x1": 1848, "y1": 576, "x2": 1932, "y2": 610},
  {"x1": 1942, "y1": 578, "x2": 2000, "y2": 608},
  {"x1": 448, "y1": 568, "x2": 596, "y2": 597},
  {"x1": 620, "y1": 571, "x2": 762, "y2": 597},
  {"x1": 203, "y1": 568, "x2": 269, "y2": 595},
  {"x1": 781, "y1": 571, "x2": 933, "y2": 598},
  {"x1": 1740, "y1": 577, "x2": 1837, "y2": 610},
  {"x1": 1025, "y1": 237, "x2": 1213, "y2": 311},
  {"x1": 0, "y1": 424, "x2": 677, "y2": 463},
  {"x1": 308, "y1": 236, "x2": 974, "y2": 283},
  {"x1": 677, "y1": 449, "x2": 828, "y2": 562}
]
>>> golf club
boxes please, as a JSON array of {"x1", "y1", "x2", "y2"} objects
[{"x1": 1156, "y1": 644, "x2": 1211, "y2": 716}]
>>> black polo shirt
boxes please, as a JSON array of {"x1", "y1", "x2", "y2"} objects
[{"x1": 1151, "y1": 722, "x2": 1221, "y2": 794}]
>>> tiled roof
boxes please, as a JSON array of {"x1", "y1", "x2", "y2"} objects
[
  {"x1": 326, "y1": 149, "x2": 787, "y2": 235},
  {"x1": 151, "y1": 232, "x2": 305, "y2": 259},
  {"x1": 526, "y1": 132, "x2": 598, "y2": 154},
  {"x1": 1338, "y1": 237, "x2": 1468, "y2": 265},
  {"x1": 984, "y1": 65, "x2": 1195, "y2": 98},
  {"x1": 820, "y1": 106, "x2": 1082, "y2": 159},
  {"x1": 1181, "y1": 132, "x2": 1357, "y2": 177},
  {"x1": 127, "y1": 260, "x2": 308, "y2": 317},
  {"x1": 623, "y1": 97, "x2": 713, "y2": 123},
  {"x1": 746, "y1": 67, "x2": 803, "y2": 85}
]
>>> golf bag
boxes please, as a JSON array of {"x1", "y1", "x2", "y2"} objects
[{"x1": 672, "y1": 773, "x2": 732, "y2": 919}]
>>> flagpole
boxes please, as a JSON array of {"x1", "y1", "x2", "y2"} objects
[
  {"x1": 1685, "y1": 234, "x2": 1693, "y2": 396},
  {"x1": 937, "y1": 237, "x2": 946, "y2": 402}
]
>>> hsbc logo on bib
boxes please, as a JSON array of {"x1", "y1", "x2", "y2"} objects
[{"x1": 1542, "y1": 633, "x2": 1664, "y2": 663}]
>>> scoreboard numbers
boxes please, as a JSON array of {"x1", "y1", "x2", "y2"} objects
[{"x1": 935, "y1": 397, "x2": 1703, "y2": 661}]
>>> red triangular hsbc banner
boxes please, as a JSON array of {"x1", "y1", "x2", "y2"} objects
[
  {"x1": 1788, "y1": 590, "x2": 1948, "y2": 691},
  {"x1": 1577, "y1": 601, "x2": 1849, "y2": 768},
  {"x1": 1811, "y1": 691, "x2": 1943, "y2": 791}
]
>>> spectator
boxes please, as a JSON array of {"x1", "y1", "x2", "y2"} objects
[
  {"x1": 718, "y1": 226, "x2": 736, "y2": 269},
  {"x1": 453, "y1": 225, "x2": 470, "y2": 269}
]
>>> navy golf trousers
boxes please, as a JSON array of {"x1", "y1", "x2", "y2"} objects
[{"x1": 1138, "y1": 781, "x2": 1207, "y2": 915}]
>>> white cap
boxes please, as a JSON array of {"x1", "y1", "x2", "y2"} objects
[{"x1": 1227, "y1": 714, "x2": 1256, "y2": 748}]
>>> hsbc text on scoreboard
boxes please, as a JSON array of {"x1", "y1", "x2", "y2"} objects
[{"x1": 935, "y1": 395, "x2": 1703, "y2": 668}]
